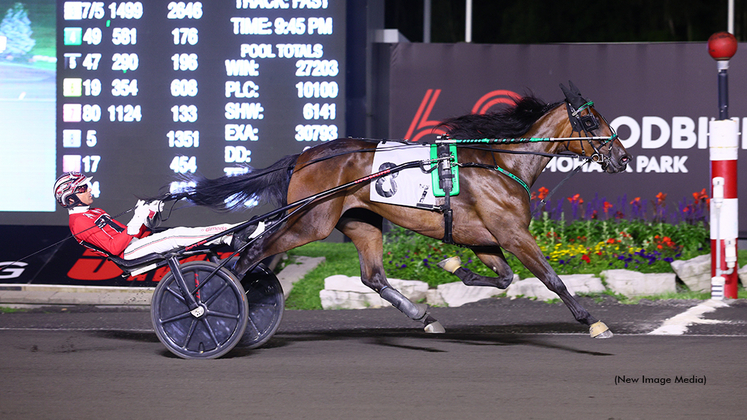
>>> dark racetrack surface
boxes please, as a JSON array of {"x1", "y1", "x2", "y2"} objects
[{"x1": 2, "y1": 297, "x2": 746, "y2": 419}]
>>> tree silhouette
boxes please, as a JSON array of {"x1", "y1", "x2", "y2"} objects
[{"x1": 0, "y1": 2, "x2": 36, "y2": 59}]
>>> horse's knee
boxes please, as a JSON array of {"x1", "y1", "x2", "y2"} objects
[
  {"x1": 360, "y1": 270, "x2": 388, "y2": 292},
  {"x1": 544, "y1": 276, "x2": 569, "y2": 296}
]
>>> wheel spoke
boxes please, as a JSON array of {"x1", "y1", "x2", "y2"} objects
[
  {"x1": 193, "y1": 268, "x2": 223, "y2": 296},
  {"x1": 181, "y1": 318, "x2": 199, "y2": 349},
  {"x1": 165, "y1": 283, "x2": 187, "y2": 303},
  {"x1": 245, "y1": 316, "x2": 260, "y2": 337},
  {"x1": 160, "y1": 311, "x2": 193, "y2": 324},
  {"x1": 207, "y1": 310, "x2": 241, "y2": 320},
  {"x1": 202, "y1": 318, "x2": 221, "y2": 347},
  {"x1": 202, "y1": 281, "x2": 231, "y2": 306}
]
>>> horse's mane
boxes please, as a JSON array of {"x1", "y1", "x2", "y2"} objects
[{"x1": 438, "y1": 95, "x2": 561, "y2": 139}]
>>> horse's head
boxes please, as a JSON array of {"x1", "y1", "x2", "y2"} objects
[{"x1": 559, "y1": 81, "x2": 632, "y2": 173}]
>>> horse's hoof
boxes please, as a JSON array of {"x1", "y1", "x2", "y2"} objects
[
  {"x1": 437, "y1": 256, "x2": 461, "y2": 274},
  {"x1": 424, "y1": 321, "x2": 446, "y2": 334},
  {"x1": 590, "y1": 321, "x2": 613, "y2": 339},
  {"x1": 595, "y1": 330, "x2": 613, "y2": 339}
]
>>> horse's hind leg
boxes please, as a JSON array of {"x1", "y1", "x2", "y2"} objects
[
  {"x1": 337, "y1": 210, "x2": 445, "y2": 333},
  {"x1": 438, "y1": 248, "x2": 515, "y2": 289}
]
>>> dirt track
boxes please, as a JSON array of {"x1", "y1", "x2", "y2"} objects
[{"x1": 1, "y1": 298, "x2": 746, "y2": 419}]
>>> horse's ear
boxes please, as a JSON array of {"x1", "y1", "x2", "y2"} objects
[
  {"x1": 559, "y1": 80, "x2": 586, "y2": 108},
  {"x1": 560, "y1": 83, "x2": 576, "y2": 104},
  {"x1": 559, "y1": 83, "x2": 573, "y2": 101},
  {"x1": 569, "y1": 80, "x2": 582, "y2": 96}
]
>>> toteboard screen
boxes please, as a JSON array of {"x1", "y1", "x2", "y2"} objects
[{"x1": 52, "y1": 0, "x2": 345, "y2": 224}]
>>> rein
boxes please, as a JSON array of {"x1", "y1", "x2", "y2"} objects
[
  {"x1": 435, "y1": 135, "x2": 617, "y2": 145},
  {"x1": 433, "y1": 131, "x2": 616, "y2": 198}
]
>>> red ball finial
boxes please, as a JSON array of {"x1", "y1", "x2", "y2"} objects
[{"x1": 708, "y1": 32, "x2": 738, "y2": 60}]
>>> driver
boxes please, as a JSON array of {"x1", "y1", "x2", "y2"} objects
[{"x1": 54, "y1": 172, "x2": 242, "y2": 260}]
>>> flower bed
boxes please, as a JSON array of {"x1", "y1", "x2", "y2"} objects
[{"x1": 384, "y1": 190, "x2": 712, "y2": 288}]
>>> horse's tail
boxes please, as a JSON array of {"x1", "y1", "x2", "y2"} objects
[{"x1": 182, "y1": 154, "x2": 299, "y2": 212}]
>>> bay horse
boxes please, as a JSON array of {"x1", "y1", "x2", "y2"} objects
[{"x1": 183, "y1": 82, "x2": 631, "y2": 338}]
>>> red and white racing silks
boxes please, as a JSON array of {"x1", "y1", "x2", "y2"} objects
[
  {"x1": 69, "y1": 206, "x2": 233, "y2": 260},
  {"x1": 69, "y1": 206, "x2": 144, "y2": 257}
]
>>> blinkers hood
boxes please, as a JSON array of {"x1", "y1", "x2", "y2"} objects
[{"x1": 559, "y1": 80, "x2": 588, "y2": 110}]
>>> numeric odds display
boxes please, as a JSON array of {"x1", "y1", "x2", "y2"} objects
[{"x1": 57, "y1": 1, "x2": 345, "y2": 217}]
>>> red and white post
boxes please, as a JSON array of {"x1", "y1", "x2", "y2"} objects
[{"x1": 707, "y1": 32, "x2": 739, "y2": 299}]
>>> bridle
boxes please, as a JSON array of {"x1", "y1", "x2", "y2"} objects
[
  {"x1": 564, "y1": 99, "x2": 618, "y2": 171},
  {"x1": 560, "y1": 80, "x2": 620, "y2": 171}
]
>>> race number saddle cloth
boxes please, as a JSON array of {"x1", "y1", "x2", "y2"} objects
[{"x1": 369, "y1": 142, "x2": 459, "y2": 209}]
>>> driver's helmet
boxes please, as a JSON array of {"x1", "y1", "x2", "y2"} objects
[{"x1": 54, "y1": 172, "x2": 92, "y2": 208}]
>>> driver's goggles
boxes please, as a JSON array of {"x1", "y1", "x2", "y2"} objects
[{"x1": 74, "y1": 184, "x2": 89, "y2": 194}]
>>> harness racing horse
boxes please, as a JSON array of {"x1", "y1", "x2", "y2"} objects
[{"x1": 184, "y1": 82, "x2": 631, "y2": 338}]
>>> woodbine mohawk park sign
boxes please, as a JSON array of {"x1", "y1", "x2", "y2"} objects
[{"x1": 380, "y1": 42, "x2": 746, "y2": 232}]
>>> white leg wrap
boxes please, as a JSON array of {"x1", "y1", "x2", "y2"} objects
[{"x1": 380, "y1": 287, "x2": 427, "y2": 321}]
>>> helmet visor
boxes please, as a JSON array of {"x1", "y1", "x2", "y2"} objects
[{"x1": 74, "y1": 182, "x2": 90, "y2": 194}]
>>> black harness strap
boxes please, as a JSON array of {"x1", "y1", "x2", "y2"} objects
[{"x1": 436, "y1": 143, "x2": 455, "y2": 244}]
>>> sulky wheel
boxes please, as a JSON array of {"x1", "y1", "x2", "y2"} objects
[
  {"x1": 151, "y1": 261, "x2": 248, "y2": 359},
  {"x1": 237, "y1": 263, "x2": 284, "y2": 349}
]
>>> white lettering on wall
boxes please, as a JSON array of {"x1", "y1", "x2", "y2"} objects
[{"x1": 610, "y1": 116, "x2": 744, "y2": 150}]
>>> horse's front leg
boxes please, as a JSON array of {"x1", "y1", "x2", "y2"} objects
[
  {"x1": 501, "y1": 229, "x2": 613, "y2": 339},
  {"x1": 336, "y1": 210, "x2": 445, "y2": 333}
]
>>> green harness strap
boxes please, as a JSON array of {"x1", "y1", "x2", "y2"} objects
[{"x1": 492, "y1": 165, "x2": 531, "y2": 196}]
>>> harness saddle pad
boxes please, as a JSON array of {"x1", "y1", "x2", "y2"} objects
[{"x1": 369, "y1": 142, "x2": 458, "y2": 209}]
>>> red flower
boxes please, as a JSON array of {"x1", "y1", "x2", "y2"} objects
[
  {"x1": 581, "y1": 255, "x2": 591, "y2": 264},
  {"x1": 655, "y1": 192, "x2": 667, "y2": 203},
  {"x1": 568, "y1": 193, "x2": 582, "y2": 204},
  {"x1": 603, "y1": 201, "x2": 613, "y2": 213},
  {"x1": 537, "y1": 187, "x2": 549, "y2": 200},
  {"x1": 693, "y1": 188, "x2": 709, "y2": 203}
]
